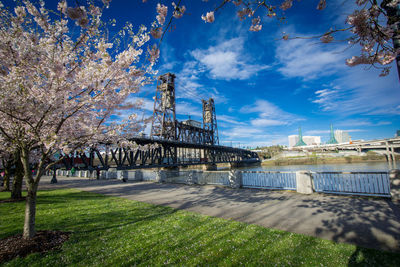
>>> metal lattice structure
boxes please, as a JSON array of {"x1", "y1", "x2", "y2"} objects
[
  {"x1": 150, "y1": 73, "x2": 220, "y2": 146},
  {"x1": 61, "y1": 137, "x2": 260, "y2": 170},
  {"x1": 150, "y1": 73, "x2": 177, "y2": 141},
  {"x1": 202, "y1": 98, "x2": 219, "y2": 145}
]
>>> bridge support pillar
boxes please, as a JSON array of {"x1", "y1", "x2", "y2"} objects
[
  {"x1": 203, "y1": 164, "x2": 217, "y2": 171},
  {"x1": 296, "y1": 171, "x2": 313, "y2": 194},
  {"x1": 228, "y1": 170, "x2": 242, "y2": 188},
  {"x1": 386, "y1": 142, "x2": 393, "y2": 169},
  {"x1": 390, "y1": 146, "x2": 397, "y2": 169},
  {"x1": 156, "y1": 170, "x2": 166, "y2": 183},
  {"x1": 390, "y1": 169, "x2": 400, "y2": 203},
  {"x1": 187, "y1": 171, "x2": 199, "y2": 185}
]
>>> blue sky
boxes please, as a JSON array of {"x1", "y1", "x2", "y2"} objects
[{"x1": 7, "y1": 0, "x2": 400, "y2": 147}]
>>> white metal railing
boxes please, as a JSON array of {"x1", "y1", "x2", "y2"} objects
[
  {"x1": 202, "y1": 171, "x2": 230, "y2": 186},
  {"x1": 142, "y1": 170, "x2": 157, "y2": 181},
  {"x1": 242, "y1": 171, "x2": 296, "y2": 190},
  {"x1": 312, "y1": 171, "x2": 391, "y2": 197}
]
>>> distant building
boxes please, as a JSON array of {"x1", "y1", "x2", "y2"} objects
[
  {"x1": 334, "y1": 130, "x2": 350, "y2": 143},
  {"x1": 288, "y1": 135, "x2": 321, "y2": 147},
  {"x1": 396, "y1": 130, "x2": 400, "y2": 137},
  {"x1": 288, "y1": 135, "x2": 299, "y2": 147},
  {"x1": 303, "y1": 136, "x2": 321, "y2": 146}
]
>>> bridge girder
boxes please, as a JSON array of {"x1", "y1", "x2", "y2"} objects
[{"x1": 61, "y1": 137, "x2": 259, "y2": 171}]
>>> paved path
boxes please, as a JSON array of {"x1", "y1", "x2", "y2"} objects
[{"x1": 39, "y1": 176, "x2": 400, "y2": 252}]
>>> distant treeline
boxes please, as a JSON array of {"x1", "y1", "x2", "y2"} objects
[{"x1": 260, "y1": 151, "x2": 390, "y2": 166}]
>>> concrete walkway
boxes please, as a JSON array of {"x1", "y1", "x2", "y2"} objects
[{"x1": 39, "y1": 176, "x2": 400, "y2": 252}]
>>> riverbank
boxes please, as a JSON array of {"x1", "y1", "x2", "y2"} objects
[{"x1": 261, "y1": 154, "x2": 389, "y2": 166}]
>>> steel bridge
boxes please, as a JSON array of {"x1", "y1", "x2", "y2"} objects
[
  {"x1": 61, "y1": 73, "x2": 260, "y2": 170},
  {"x1": 62, "y1": 137, "x2": 259, "y2": 170}
]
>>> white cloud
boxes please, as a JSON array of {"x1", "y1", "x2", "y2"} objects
[
  {"x1": 219, "y1": 131, "x2": 289, "y2": 147},
  {"x1": 191, "y1": 38, "x2": 270, "y2": 81},
  {"x1": 217, "y1": 114, "x2": 246, "y2": 125},
  {"x1": 337, "y1": 119, "x2": 392, "y2": 127},
  {"x1": 216, "y1": 99, "x2": 304, "y2": 146},
  {"x1": 251, "y1": 118, "x2": 288, "y2": 127},
  {"x1": 125, "y1": 96, "x2": 154, "y2": 112},
  {"x1": 176, "y1": 101, "x2": 202, "y2": 118},
  {"x1": 173, "y1": 61, "x2": 229, "y2": 104},
  {"x1": 312, "y1": 88, "x2": 343, "y2": 111},
  {"x1": 240, "y1": 99, "x2": 303, "y2": 126},
  {"x1": 275, "y1": 36, "x2": 346, "y2": 80},
  {"x1": 305, "y1": 129, "x2": 365, "y2": 136},
  {"x1": 220, "y1": 127, "x2": 264, "y2": 138},
  {"x1": 311, "y1": 66, "x2": 400, "y2": 116},
  {"x1": 274, "y1": 27, "x2": 400, "y2": 117}
]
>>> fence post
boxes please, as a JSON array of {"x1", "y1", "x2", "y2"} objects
[
  {"x1": 390, "y1": 169, "x2": 400, "y2": 202},
  {"x1": 156, "y1": 170, "x2": 166, "y2": 183},
  {"x1": 229, "y1": 170, "x2": 242, "y2": 189},
  {"x1": 295, "y1": 171, "x2": 313, "y2": 194},
  {"x1": 187, "y1": 171, "x2": 197, "y2": 185},
  {"x1": 99, "y1": 170, "x2": 106, "y2": 179}
]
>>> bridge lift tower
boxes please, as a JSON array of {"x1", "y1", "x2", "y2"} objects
[
  {"x1": 150, "y1": 73, "x2": 219, "y2": 147},
  {"x1": 202, "y1": 98, "x2": 219, "y2": 145},
  {"x1": 150, "y1": 73, "x2": 176, "y2": 140}
]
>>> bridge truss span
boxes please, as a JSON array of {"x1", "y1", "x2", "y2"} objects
[{"x1": 62, "y1": 137, "x2": 260, "y2": 170}]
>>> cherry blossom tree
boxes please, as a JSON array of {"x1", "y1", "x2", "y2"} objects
[{"x1": 0, "y1": 0, "x2": 159, "y2": 239}]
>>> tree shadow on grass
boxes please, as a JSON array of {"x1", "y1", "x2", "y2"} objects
[{"x1": 34, "y1": 191, "x2": 179, "y2": 235}]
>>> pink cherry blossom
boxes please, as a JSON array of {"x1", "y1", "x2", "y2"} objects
[
  {"x1": 320, "y1": 33, "x2": 334, "y2": 43},
  {"x1": 172, "y1": 2, "x2": 186, "y2": 19},
  {"x1": 201, "y1": 11, "x2": 215, "y2": 23},
  {"x1": 237, "y1": 8, "x2": 252, "y2": 20},
  {"x1": 280, "y1": 0, "x2": 292, "y2": 11},
  {"x1": 151, "y1": 27, "x2": 162, "y2": 39},
  {"x1": 249, "y1": 16, "x2": 262, "y2": 31},
  {"x1": 156, "y1": 3, "x2": 168, "y2": 25},
  {"x1": 317, "y1": 0, "x2": 326, "y2": 10}
]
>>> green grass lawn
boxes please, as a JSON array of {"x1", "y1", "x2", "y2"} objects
[{"x1": 1, "y1": 189, "x2": 399, "y2": 266}]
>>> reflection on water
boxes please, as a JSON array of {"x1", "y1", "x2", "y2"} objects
[{"x1": 237, "y1": 161, "x2": 399, "y2": 172}]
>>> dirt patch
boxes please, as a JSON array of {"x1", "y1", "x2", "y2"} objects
[
  {"x1": 0, "y1": 230, "x2": 70, "y2": 264},
  {"x1": 0, "y1": 197, "x2": 26, "y2": 204}
]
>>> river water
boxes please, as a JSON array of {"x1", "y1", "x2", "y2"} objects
[{"x1": 235, "y1": 161, "x2": 399, "y2": 172}]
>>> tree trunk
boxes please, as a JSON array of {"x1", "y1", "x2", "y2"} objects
[
  {"x1": 23, "y1": 185, "x2": 37, "y2": 239},
  {"x1": 20, "y1": 147, "x2": 38, "y2": 239},
  {"x1": 11, "y1": 151, "x2": 23, "y2": 199},
  {"x1": 3, "y1": 173, "x2": 10, "y2": 191},
  {"x1": 2, "y1": 159, "x2": 11, "y2": 191}
]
